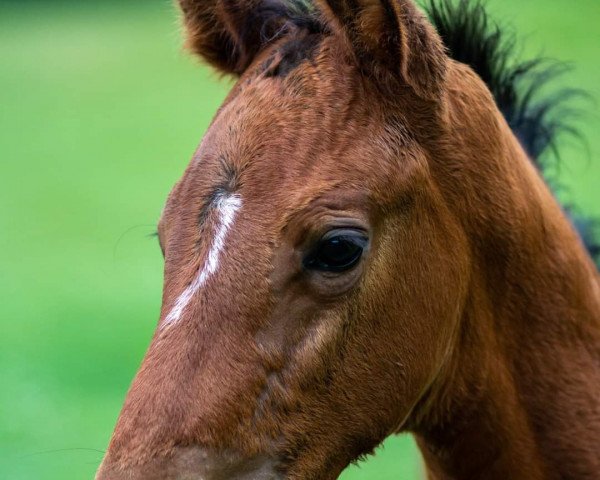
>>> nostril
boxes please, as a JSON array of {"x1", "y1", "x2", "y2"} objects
[{"x1": 96, "y1": 447, "x2": 282, "y2": 480}]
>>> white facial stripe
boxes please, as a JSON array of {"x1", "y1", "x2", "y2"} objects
[{"x1": 162, "y1": 194, "x2": 242, "y2": 327}]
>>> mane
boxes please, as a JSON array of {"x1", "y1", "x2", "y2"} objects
[{"x1": 423, "y1": 0, "x2": 598, "y2": 266}]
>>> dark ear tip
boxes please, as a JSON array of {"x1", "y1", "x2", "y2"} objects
[
  {"x1": 177, "y1": 0, "x2": 326, "y2": 76},
  {"x1": 174, "y1": 0, "x2": 269, "y2": 75},
  {"x1": 181, "y1": 17, "x2": 240, "y2": 74}
]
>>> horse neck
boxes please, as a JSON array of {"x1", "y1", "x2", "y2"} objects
[{"x1": 415, "y1": 118, "x2": 600, "y2": 479}]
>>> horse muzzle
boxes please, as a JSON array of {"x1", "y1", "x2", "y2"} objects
[{"x1": 95, "y1": 446, "x2": 283, "y2": 480}]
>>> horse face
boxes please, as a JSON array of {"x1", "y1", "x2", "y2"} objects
[{"x1": 97, "y1": 1, "x2": 472, "y2": 478}]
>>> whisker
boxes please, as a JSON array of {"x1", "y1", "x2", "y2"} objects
[
  {"x1": 19, "y1": 447, "x2": 106, "y2": 459},
  {"x1": 112, "y1": 224, "x2": 159, "y2": 261}
]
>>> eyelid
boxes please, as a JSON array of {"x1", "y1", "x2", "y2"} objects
[
  {"x1": 313, "y1": 221, "x2": 369, "y2": 240},
  {"x1": 321, "y1": 228, "x2": 369, "y2": 242},
  {"x1": 306, "y1": 229, "x2": 370, "y2": 260},
  {"x1": 297, "y1": 223, "x2": 369, "y2": 255}
]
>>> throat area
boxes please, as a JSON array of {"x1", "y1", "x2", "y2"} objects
[{"x1": 414, "y1": 271, "x2": 600, "y2": 480}]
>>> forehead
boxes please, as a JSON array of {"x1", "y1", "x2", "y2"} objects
[{"x1": 166, "y1": 37, "x2": 420, "y2": 221}]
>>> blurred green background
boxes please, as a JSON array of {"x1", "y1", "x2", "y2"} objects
[{"x1": 0, "y1": 1, "x2": 598, "y2": 479}]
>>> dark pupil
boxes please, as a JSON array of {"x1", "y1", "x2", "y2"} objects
[{"x1": 307, "y1": 236, "x2": 364, "y2": 272}]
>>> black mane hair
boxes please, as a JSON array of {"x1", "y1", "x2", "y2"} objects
[
  {"x1": 425, "y1": 0, "x2": 583, "y2": 167},
  {"x1": 423, "y1": 0, "x2": 598, "y2": 265}
]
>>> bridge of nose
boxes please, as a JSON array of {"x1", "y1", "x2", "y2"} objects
[{"x1": 96, "y1": 446, "x2": 282, "y2": 480}]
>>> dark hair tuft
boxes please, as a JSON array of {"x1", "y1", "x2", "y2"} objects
[{"x1": 424, "y1": 0, "x2": 598, "y2": 265}]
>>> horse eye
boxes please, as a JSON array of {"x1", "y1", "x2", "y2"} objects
[{"x1": 304, "y1": 230, "x2": 368, "y2": 273}]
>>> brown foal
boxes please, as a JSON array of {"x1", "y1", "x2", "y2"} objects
[{"x1": 96, "y1": 0, "x2": 600, "y2": 478}]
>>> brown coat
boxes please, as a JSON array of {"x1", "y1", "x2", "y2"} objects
[{"x1": 96, "y1": 0, "x2": 600, "y2": 478}]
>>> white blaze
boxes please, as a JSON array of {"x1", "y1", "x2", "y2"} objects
[{"x1": 162, "y1": 194, "x2": 242, "y2": 327}]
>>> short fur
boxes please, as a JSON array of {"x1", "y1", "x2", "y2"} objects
[
  {"x1": 425, "y1": 0, "x2": 599, "y2": 265},
  {"x1": 97, "y1": 1, "x2": 600, "y2": 479}
]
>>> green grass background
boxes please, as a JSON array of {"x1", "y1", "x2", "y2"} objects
[{"x1": 0, "y1": 1, "x2": 598, "y2": 478}]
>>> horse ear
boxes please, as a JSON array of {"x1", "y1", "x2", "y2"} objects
[
  {"x1": 177, "y1": 0, "x2": 301, "y2": 75},
  {"x1": 315, "y1": 0, "x2": 447, "y2": 99}
]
